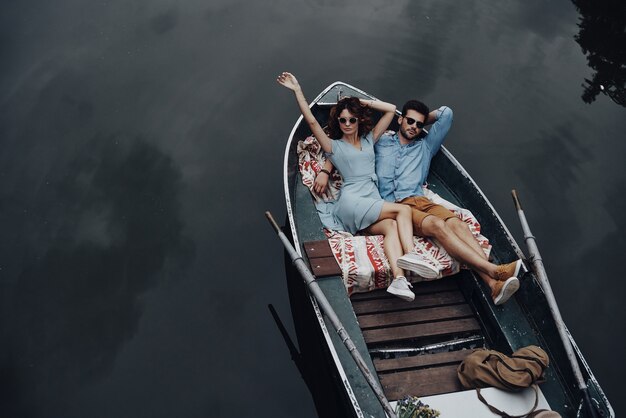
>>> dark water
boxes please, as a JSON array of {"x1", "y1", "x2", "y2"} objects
[{"x1": 1, "y1": 0, "x2": 624, "y2": 417}]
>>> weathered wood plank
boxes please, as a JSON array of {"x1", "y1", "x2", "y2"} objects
[
  {"x1": 303, "y1": 240, "x2": 334, "y2": 259},
  {"x1": 350, "y1": 278, "x2": 460, "y2": 301},
  {"x1": 363, "y1": 317, "x2": 480, "y2": 344},
  {"x1": 357, "y1": 304, "x2": 474, "y2": 329},
  {"x1": 309, "y1": 256, "x2": 341, "y2": 277},
  {"x1": 374, "y1": 350, "x2": 471, "y2": 372},
  {"x1": 379, "y1": 365, "x2": 465, "y2": 399},
  {"x1": 352, "y1": 291, "x2": 466, "y2": 315}
]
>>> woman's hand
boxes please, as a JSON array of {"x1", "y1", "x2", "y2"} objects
[
  {"x1": 277, "y1": 72, "x2": 301, "y2": 92},
  {"x1": 276, "y1": 71, "x2": 333, "y2": 154},
  {"x1": 313, "y1": 171, "x2": 330, "y2": 196}
]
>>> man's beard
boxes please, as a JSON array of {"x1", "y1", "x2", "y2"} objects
[{"x1": 400, "y1": 127, "x2": 418, "y2": 141}]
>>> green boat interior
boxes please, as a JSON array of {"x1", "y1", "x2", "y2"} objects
[
  {"x1": 286, "y1": 83, "x2": 612, "y2": 417},
  {"x1": 295, "y1": 181, "x2": 576, "y2": 415}
]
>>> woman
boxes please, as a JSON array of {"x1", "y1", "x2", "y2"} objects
[{"x1": 277, "y1": 72, "x2": 437, "y2": 301}]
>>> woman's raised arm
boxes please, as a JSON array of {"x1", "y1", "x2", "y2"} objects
[
  {"x1": 277, "y1": 72, "x2": 333, "y2": 153},
  {"x1": 360, "y1": 99, "x2": 396, "y2": 142}
]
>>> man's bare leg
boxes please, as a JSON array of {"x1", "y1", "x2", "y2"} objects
[
  {"x1": 420, "y1": 214, "x2": 521, "y2": 306},
  {"x1": 419, "y1": 215, "x2": 515, "y2": 297},
  {"x1": 445, "y1": 217, "x2": 489, "y2": 262},
  {"x1": 421, "y1": 216, "x2": 496, "y2": 276},
  {"x1": 444, "y1": 217, "x2": 520, "y2": 289}
]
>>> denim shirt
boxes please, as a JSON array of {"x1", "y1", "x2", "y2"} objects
[{"x1": 374, "y1": 106, "x2": 453, "y2": 202}]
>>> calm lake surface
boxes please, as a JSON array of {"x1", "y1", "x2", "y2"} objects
[{"x1": 1, "y1": 0, "x2": 624, "y2": 417}]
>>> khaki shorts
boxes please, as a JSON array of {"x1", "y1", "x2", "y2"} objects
[{"x1": 399, "y1": 196, "x2": 456, "y2": 236}]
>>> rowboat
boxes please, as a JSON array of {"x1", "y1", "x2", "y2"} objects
[{"x1": 278, "y1": 82, "x2": 613, "y2": 417}]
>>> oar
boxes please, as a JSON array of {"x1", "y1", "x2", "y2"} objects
[
  {"x1": 511, "y1": 190, "x2": 600, "y2": 418},
  {"x1": 265, "y1": 211, "x2": 397, "y2": 418}
]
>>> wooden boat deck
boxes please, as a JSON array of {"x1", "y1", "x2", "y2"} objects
[
  {"x1": 303, "y1": 239, "x2": 485, "y2": 400},
  {"x1": 350, "y1": 278, "x2": 483, "y2": 400}
]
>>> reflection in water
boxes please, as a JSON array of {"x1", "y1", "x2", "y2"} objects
[
  {"x1": 557, "y1": 179, "x2": 626, "y2": 363},
  {"x1": 514, "y1": 124, "x2": 590, "y2": 196},
  {"x1": 0, "y1": 137, "x2": 194, "y2": 417},
  {"x1": 1, "y1": 0, "x2": 624, "y2": 416},
  {"x1": 572, "y1": 0, "x2": 626, "y2": 106}
]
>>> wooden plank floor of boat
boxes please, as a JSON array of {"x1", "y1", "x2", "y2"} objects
[{"x1": 350, "y1": 277, "x2": 482, "y2": 401}]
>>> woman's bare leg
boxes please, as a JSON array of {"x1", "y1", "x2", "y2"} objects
[
  {"x1": 376, "y1": 202, "x2": 415, "y2": 254},
  {"x1": 365, "y1": 219, "x2": 405, "y2": 278},
  {"x1": 366, "y1": 218, "x2": 416, "y2": 301}
]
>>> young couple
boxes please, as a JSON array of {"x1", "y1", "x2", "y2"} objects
[{"x1": 277, "y1": 72, "x2": 521, "y2": 304}]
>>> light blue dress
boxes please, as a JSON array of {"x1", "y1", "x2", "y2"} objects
[{"x1": 327, "y1": 132, "x2": 384, "y2": 234}]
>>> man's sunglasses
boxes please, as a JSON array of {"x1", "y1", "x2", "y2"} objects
[
  {"x1": 338, "y1": 117, "x2": 358, "y2": 125},
  {"x1": 404, "y1": 117, "x2": 425, "y2": 129}
]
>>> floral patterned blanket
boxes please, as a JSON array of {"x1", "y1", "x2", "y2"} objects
[{"x1": 298, "y1": 135, "x2": 491, "y2": 295}]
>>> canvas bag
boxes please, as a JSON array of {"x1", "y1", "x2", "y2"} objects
[
  {"x1": 457, "y1": 345, "x2": 548, "y2": 391},
  {"x1": 457, "y1": 346, "x2": 561, "y2": 418},
  {"x1": 475, "y1": 386, "x2": 561, "y2": 418}
]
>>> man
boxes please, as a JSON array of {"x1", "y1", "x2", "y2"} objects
[{"x1": 374, "y1": 100, "x2": 522, "y2": 305}]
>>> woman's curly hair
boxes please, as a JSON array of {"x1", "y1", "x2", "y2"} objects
[{"x1": 326, "y1": 97, "x2": 373, "y2": 139}]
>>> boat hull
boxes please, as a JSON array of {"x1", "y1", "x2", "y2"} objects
[{"x1": 281, "y1": 82, "x2": 613, "y2": 418}]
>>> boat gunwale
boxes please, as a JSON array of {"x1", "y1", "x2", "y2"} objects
[
  {"x1": 281, "y1": 81, "x2": 613, "y2": 417},
  {"x1": 282, "y1": 81, "x2": 377, "y2": 417}
]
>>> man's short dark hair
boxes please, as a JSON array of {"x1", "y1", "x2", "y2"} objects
[{"x1": 402, "y1": 100, "x2": 429, "y2": 120}]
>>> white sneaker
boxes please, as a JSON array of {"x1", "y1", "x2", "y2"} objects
[
  {"x1": 387, "y1": 276, "x2": 415, "y2": 301},
  {"x1": 397, "y1": 253, "x2": 439, "y2": 279}
]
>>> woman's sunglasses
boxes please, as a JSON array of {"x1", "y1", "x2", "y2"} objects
[
  {"x1": 405, "y1": 117, "x2": 425, "y2": 129},
  {"x1": 338, "y1": 117, "x2": 358, "y2": 125}
]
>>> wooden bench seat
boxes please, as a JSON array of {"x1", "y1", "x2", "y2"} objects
[{"x1": 302, "y1": 240, "x2": 341, "y2": 277}]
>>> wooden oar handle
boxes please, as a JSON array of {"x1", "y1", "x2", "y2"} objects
[
  {"x1": 265, "y1": 211, "x2": 281, "y2": 233},
  {"x1": 511, "y1": 189, "x2": 522, "y2": 211}
]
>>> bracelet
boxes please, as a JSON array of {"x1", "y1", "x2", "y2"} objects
[{"x1": 318, "y1": 169, "x2": 331, "y2": 176}]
